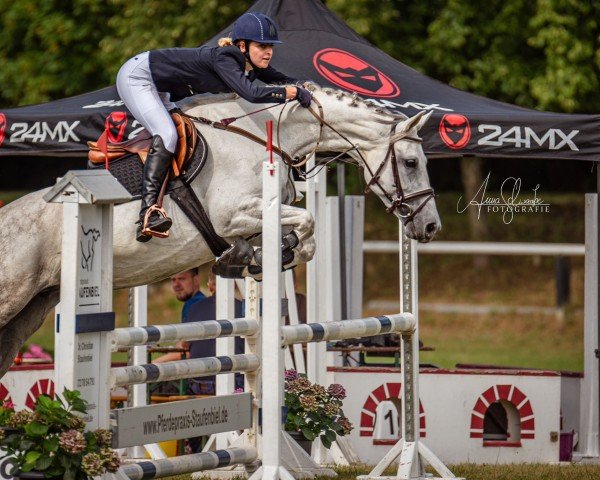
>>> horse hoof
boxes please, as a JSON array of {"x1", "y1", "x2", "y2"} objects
[
  {"x1": 282, "y1": 232, "x2": 299, "y2": 249},
  {"x1": 219, "y1": 238, "x2": 255, "y2": 267},
  {"x1": 211, "y1": 263, "x2": 246, "y2": 279},
  {"x1": 282, "y1": 248, "x2": 294, "y2": 266}
]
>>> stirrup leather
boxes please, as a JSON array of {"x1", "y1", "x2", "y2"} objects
[{"x1": 141, "y1": 205, "x2": 170, "y2": 238}]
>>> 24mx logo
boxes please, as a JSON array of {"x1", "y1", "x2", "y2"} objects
[
  {"x1": 9, "y1": 121, "x2": 80, "y2": 143},
  {"x1": 478, "y1": 125, "x2": 579, "y2": 151}
]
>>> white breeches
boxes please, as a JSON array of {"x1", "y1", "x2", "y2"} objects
[{"x1": 116, "y1": 51, "x2": 178, "y2": 153}]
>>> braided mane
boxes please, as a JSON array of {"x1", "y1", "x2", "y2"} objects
[{"x1": 179, "y1": 84, "x2": 406, "y2": 122}]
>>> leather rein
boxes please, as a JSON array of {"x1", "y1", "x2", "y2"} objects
[{"x1": 183, "y1": 97, "x2": 435, "y2": 223}]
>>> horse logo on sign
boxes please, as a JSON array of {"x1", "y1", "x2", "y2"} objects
[
  {"x1": 313, "y1": 48, "x2": 400, "y2": 98},
  {"x1": 80, "y1": 226, "x2": 101, "y2": 272}
]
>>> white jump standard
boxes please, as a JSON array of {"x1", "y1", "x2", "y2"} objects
[{"x1": 47, "y1": 166, "x2": 434, "y2": 480}]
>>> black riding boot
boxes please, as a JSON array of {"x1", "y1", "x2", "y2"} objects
[{"x1": 136, "y1": 135, "x2": 174, "y2": 242}]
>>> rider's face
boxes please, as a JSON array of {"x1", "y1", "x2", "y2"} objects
[{"x1": 241, "y1": 41, "x2": 274, "y2": 69}]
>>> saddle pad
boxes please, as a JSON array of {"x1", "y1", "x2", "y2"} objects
[{"x1": 87, "y1": 131, "x2": 208, "y2": 200}]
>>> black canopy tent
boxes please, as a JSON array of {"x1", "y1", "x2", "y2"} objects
[{"x1": 1, "y1": 0, "x2": 598, "y2": 164}]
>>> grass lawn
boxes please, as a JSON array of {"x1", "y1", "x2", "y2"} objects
[{"x1": 150, "y1": 463, "x2": 600, "y2": 480}]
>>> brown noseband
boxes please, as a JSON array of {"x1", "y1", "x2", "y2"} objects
[{"x1": 363, "y1": 124, "x2": 435, "y2": 221}]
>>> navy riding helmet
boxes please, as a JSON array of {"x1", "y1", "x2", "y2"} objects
[{"x1": 231, "y1": 12, "x2": 282, "y2": 44}]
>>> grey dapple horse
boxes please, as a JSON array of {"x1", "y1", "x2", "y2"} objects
[{"x1": 0, "y1": 86, "x2": 440, "y2": 378}]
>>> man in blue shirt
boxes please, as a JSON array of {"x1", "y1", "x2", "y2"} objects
[
  {"x1": 179, "y1": 270, "x2": 244, "y2": 455},
  {"x1": 183, "y1": 270, "x2": 245, "y2": 395},
  {"x1": 154, "y1": 268, "x2": 205, "y2": 363},
  {"x1": 172, "y1": 268, "x2": 206, "y2": 322}
]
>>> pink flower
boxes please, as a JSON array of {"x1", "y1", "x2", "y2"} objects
[
  {"x1": 327, "y1": 384, "x2": 346, "y2": 400},
  {"x1": 59, "y1": 429, "x2": 86, "y2": 454}
]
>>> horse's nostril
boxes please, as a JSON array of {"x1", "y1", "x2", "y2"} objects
[{"x1": 426, "y1": 222, "x2": 438, "y2": 234}]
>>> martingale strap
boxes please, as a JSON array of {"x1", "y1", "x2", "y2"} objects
[{"x1": 169, "y1": 179, "x2": 230, "y2": 257}]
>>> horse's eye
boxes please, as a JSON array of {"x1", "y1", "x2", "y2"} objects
[{"x1": 405, "y1": 158, "x2": 417, "y2": 168}]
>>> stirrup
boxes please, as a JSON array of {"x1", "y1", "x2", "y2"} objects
[{"x1": 141, "y1": 205, "x2": 171, "y2": 239}]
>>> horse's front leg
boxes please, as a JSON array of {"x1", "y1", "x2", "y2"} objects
[
  {"x1": 214, "y1": 198, "x2": 316, "y2": 277},
  {"x1": 279, "y1": 204, "x2": 316, "y2": 266}
]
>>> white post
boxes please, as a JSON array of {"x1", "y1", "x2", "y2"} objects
[
  {"x1": 358, "y1": 223, "x2": 458, "y2": 480},
  {"x1": 260, "y1": 152, "x2": 286, "y2": 480},
  {"x1": 306, "y1": 157, "x2": 328, "y2": 386},
  {"x1": 398, "y1": 227, "x2": 421, "y2": 478},
  {"x1": 131, "y1": 286, "x2": 148, "y2": 409},
  {"x1": 216, "y1": 276, "x2": 236, "y2": 450},
  {"x1": 55, "y1": 202, "x2": 113, "y2": 431},
  {"x1": 245, "y1": 278, "x2": 261, "y2": 451},
  {"x1": 284, "y1": 271, "x2": 306, "y2": 374},
  {"x1": 574, "y1": 193, "x2": 600, "y2": 461},
  {"x1": 46, "y1": 171, "x2": 131, "y2": 432},
  {"x1": 345, "y1": 196, "x2": 365, "y2": 319},
  {"x1": 54, "y1": 200, "x2": 82, "y2": 396},
  {"x1": 130, "y1": 285, "x2": 149, "y2": 459}
]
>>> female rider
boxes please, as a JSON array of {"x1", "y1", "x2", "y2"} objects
[{"x1": 116, "y1": 13, "x2": 312, "y2": 242}]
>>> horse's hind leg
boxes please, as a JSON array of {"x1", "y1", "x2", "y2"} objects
[{"x1": 0, "y1": 287, "x2": 59, "y2": 379}]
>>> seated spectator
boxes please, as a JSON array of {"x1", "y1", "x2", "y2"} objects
[
  {"x1": 179, "y1": 269, "x2": 245, "y2": 395},
  {"x1": 154, "y1": 268, "x2": 205, "y2": 364}
]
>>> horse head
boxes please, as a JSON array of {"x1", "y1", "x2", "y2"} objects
[{"x1": 301, "y1": 87, "x2": 440, "y2": 242}]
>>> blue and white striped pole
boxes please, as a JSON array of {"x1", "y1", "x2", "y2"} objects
[
  {"x1": 281, "y1": 313, "x2": 415, "y2": 345},
  {"x1": 110, "y1": 354, "x2": 260, "y2": 388},
  {"x1": 112, "y1": 318, "x2": 260, "y2": 349},
  {"x1": 119, "y1": 447, "x2": 258, "y2": 479}
]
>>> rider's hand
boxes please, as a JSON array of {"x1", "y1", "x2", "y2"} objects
[
  {"x1": 295, "y1": 87, "x2": 312, "y2": 108},
  {"x1": 285, "y1": 86, "x2": 297, "y2": 100}
]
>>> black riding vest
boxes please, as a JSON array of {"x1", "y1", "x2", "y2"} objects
[{"x1": 148, "y1": 45, "x2": 297, "y2": 102}]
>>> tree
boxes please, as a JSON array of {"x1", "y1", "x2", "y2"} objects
[
  {"x1": 0, "y1": 0, "x2": 117, "y2": 106},
  {"x1": 99, "y1": 0, "x2": 248, "y2": 79},
  {"x1": 0, "y1": 0, "x2": 249, "y2": 107}
]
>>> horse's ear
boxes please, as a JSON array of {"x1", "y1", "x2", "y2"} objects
[{"x1": 398, "y1": 110, "x2": 433, "y2": 133}]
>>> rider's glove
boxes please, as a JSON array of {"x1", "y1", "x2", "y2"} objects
[{"x1": 295, "y1": 87, "x2": 312, "y2": 108}]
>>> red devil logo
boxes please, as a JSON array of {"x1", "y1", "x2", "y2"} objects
[
  {"x1": 439, "y1": 114, "x2": 471, "y2": 149},
  {"x1": 105, "y1": 111, "x2": 128, "y2": 143},
  {"x1": 0, "y1": 113, "x2": 6, "y2": 147},
  {"x1": 313, "y1": 48, "x2": 400, "y2": 98}
]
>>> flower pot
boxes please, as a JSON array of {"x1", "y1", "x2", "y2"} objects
[
  {"x1": 13, "y1": 472, "x2": 62, "y2": 479},
  {"x1": 287, "y1": 430, "x2": 312, "y2": 455},
  {"x1": 0, "y1": 427, "x2": 21, "y2": 436}
]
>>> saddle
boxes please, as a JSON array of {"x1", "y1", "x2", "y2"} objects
[
  {"x1": 87, "y1": 113, "x2": 208, "y2": 200},
  {"x1": 87, "y1": 113, "x2": 228, "y2": 255},
  {"x1": 88, "y1": 112, "x2": 198, "y2": 177}
]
